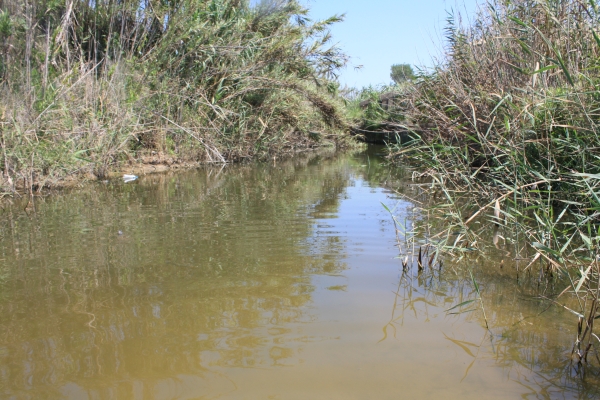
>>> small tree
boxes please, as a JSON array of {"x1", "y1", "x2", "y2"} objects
[{"x1": 390, "y1": 64, "x2": 415, "y2": 84}]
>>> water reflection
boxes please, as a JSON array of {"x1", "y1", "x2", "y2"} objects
[
  {"x1": 0, "y1": 151, "x2": 360, "y2": 398},
  {"x1": 381, "y1": 250, "x2": 600, "y2": 398},
  {"x1": 0, "y1": 147, "x2": 598, "y2": 399}
]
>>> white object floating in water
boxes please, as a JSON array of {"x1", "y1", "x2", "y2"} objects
[{"x1": 123, "y1": 174, "x2": 138, "y2": 183}]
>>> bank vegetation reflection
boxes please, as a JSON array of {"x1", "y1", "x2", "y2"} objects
[{"x1": 0, "y1": 152, "x2": 363, "y2": 399}]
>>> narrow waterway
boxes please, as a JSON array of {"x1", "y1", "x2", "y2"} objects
[{"x1": 0, "y1": 147, "x2": 597, "y2": 399}]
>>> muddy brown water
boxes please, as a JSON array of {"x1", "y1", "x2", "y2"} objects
[{"x1": 0, "y1": 147, "x2": 597, "y2": 399}]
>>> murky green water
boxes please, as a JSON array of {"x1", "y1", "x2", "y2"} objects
[{"x1": 0, "y1": 147, "x2": 598, "y2": 399}]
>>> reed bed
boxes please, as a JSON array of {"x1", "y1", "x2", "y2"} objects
[
  {"x1": 0, "y1": 0, "x2": 351, "y2": 193},
  {"x1": 386, "y1": 0, "x2": 600, "y2": 371}
]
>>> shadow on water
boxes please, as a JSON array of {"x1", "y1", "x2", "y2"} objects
[{"x1": 0, "y1": 146, "x2": 597, "y2": 399}]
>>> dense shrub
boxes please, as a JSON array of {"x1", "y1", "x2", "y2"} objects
[{"x1": 0, "y1": 0, "x2": 350, "y2": 191}]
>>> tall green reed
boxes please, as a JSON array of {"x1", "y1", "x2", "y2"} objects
[{"x1": 385, "y1": 0, "x2": 600, "y2": 369}]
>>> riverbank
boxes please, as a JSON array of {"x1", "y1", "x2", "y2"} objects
[
  {"x1": 5, "y1": 140, "x2": 356, "y2": 193},
  {"x1": 0, "y1": 0, "x2": 351, "y2": 194},
  {"x1": 352, "y1": 0, "x2": 600, "y2": 370}
]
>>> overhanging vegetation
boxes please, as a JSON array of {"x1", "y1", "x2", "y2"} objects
[
  {"x1": 377, "y1": 0, "x2": 600, "y2": 368},
  {"x1": 0, "y1": 0, "x2": 351, "y2": 192}
]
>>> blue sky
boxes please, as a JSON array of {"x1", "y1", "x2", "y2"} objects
[{"x1": 301, "y1": 0, "x2": 482, "y2": 88}]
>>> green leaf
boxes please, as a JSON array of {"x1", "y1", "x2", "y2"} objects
[
  {"x1": 532, "y1": 65, "x2": 557, "y2": 74},
  {"x1": 381, "y1": 202, "x2": 392, "y2": 213},
  {"x1": 72, "y1": 149, "x2": 93, "y2": 163},
  {"x1": 592, "y1": 29, "x2": 600, "y2": 50},
  {"x1": 580, "y1": 232, "x2": 593, "y2": 248},
  {"x1": 508, "y1": 16, "x2": 528, "y2": 28},
  {"x1": 470, "y1": 270, "x2": 480, "y2": 295},
  {"x1": 531, "y1": 242, "x2": 561, "y2": 258},
  {"x1": 530, "y1": 25, "x2": 574, "y2": 86}
]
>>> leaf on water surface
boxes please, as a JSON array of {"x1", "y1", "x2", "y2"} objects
[
  {"x1": 380, "y1": 324, "x2": 388, "y2": 343},
  {"x1": 541, "y1": 295, "x2": 585, "y2": 318},
  {"x1": 410, "y1": 297, "x2": 439, "y2": 307}
]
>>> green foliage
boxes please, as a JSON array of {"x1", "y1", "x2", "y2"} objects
[
  {"x1": 390, "y1": 64, "x2": 414, "y2": 84},
  {"x1": 391, "y1": 0, "x2": 600, "y2": 202},
  {"x1": 343, "y1": 83, "x2": 410, "y2": 140},
  {"x1": 0, "y1": 9, "x2": 12, "y2": 37},
  {"x1": 0, "y1": 0, "x2": 352, "y2": 192},
  {"x1": 387, "y1": 0, "x2": 600, "y2": 364}
]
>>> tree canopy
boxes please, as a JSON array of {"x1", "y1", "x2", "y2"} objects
[{"x1": 390, "y1": 64, "x2": 415, "y2": 84}]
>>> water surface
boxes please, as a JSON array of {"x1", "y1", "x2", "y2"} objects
[{"x1": 0, "y1": 147, "x2": 597, "y2": 399}]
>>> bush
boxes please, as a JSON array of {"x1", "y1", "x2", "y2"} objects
[
  {"x1": 390, "y1": 64, "x2": 414, "y2": 84},
  {"x1": 0, "y1": 0, "x2": 351, "y2": 192}
]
